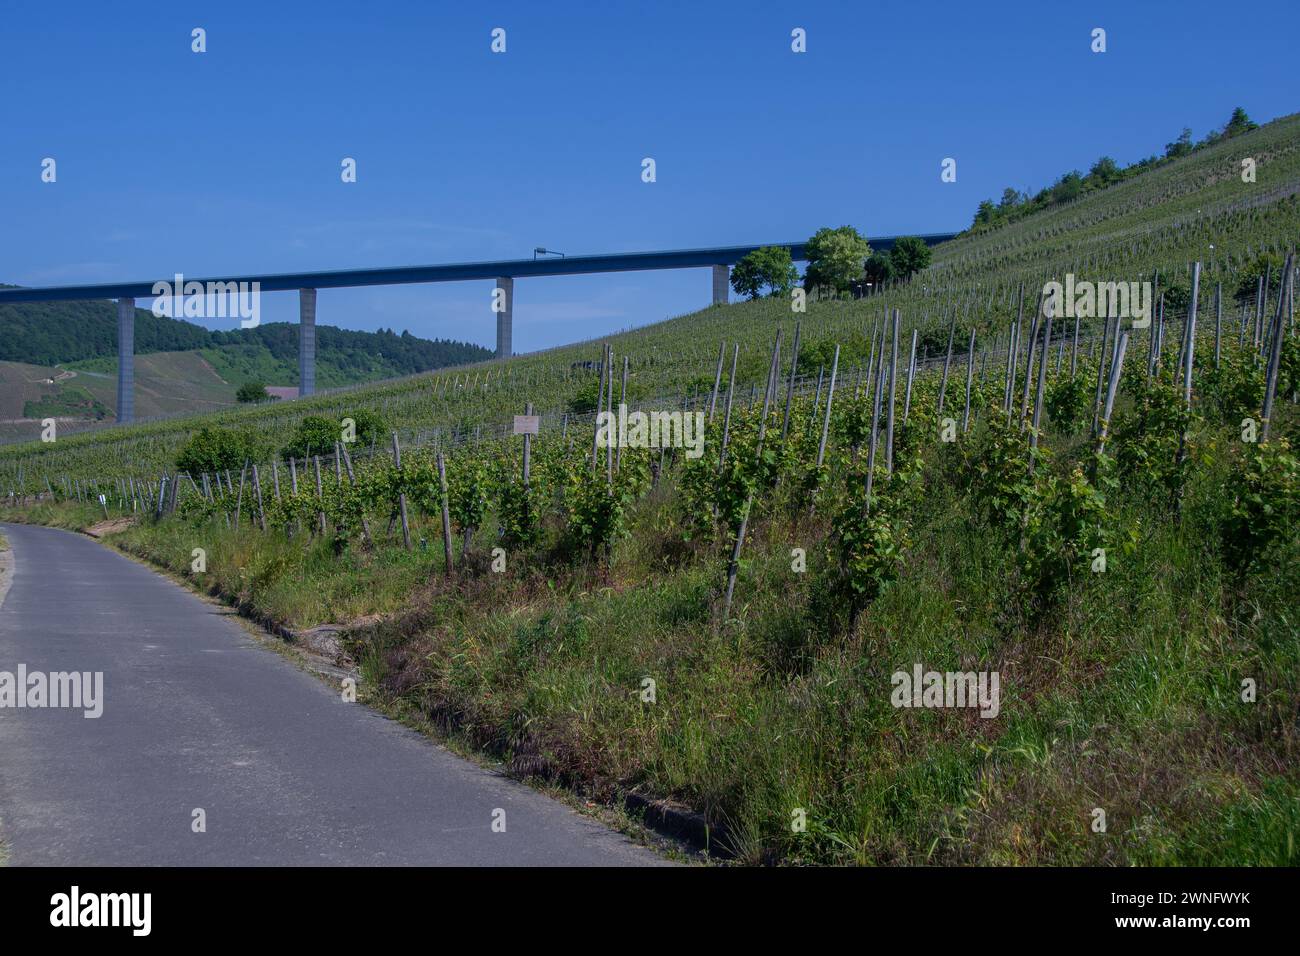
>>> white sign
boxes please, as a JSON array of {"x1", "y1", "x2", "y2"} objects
[{"x1": 512, "y1": 415, "x2": 540, "y2": 436}]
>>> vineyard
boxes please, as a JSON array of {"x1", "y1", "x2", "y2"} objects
[
  {"x1": 7, "y1": 250, "x2": 1299, "y2": 862},
  {"x1": 3, "y1": 113, "x2": 1300, "y2": 865}
]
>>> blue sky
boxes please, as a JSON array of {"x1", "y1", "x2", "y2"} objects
[{"x1": 2, "y1": 0, "x2": 1296, "y2": 353}]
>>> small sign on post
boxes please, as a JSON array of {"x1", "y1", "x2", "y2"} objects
[{"x1": 517, "y1": 405, "x2": 537, "y2": 489}]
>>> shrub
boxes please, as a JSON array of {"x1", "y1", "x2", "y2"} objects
[
  {"x1": 969, "y1": 417, "x2": 1038, "y2": 533},
  {"x1": 567, "y1": 371, "x2": 644, "y2": 414},
  {"x1": 445, "y1": 454, "x2": 492, "y2": 548},
  {"x1": 282, "y1": 416, "x2": 341, "y2": 461},
  {"x1": 796, "y1": 339, "x2": 840, "y2": 378},
  {"x1": 828, "y1": 447, "x2": 922, "y2": 625},
  {"x1": 498, "y1": 479, "x2": 542, "y2": 551},
  {"x1": 1220, "y1": 438, "x2": 1300, "y2": 574},
  {"x1": 1045, "y1": 372, "x2": 1093, "y2": 433},
  {"x1": 175, "y1": 425, "x2": 267, "y2": 475},
  {"x1": 1113, "y1": 372, "x2": 1195, "y2": 498},
  {"x1": 564, "y1": 451, "x2": 649, "y2": 560},
  {"x1": 1201, "y1": 351, "x2": 1265, "y2": 424},
  {"x1": 348, "y1": 408, "x2": 388, "y2": 448},
  {"x1": 1020, "y1": 463, "x2": 1111, "y2": 599},
  {"x1": 831, "y1": 493, "x2": 909, "y2": 610},
  {"x1": 1233, "y1": 251, "x2": 1285, "y2": 301},
  {"x1": 235, "y1": 382, "x2": 273, "y2": 403}
]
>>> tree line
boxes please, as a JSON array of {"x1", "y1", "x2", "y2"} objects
[
  {"x1": 729, "y1": 230, "x2": 933, "y2": 302},
  {"x1": 967, "y1": 108, "x2": 1260, "y2": 234},
  {"x1": 0, "y1": 295, "x2": 489, "y2": 373}
]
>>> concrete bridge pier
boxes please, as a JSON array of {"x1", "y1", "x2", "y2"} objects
[
  {"x1": 299, "y1": 288, "x2": 317, "y2": 397},
  {"x1": 712, "y1": 264, "x2": 729, "y2": 306},
  {"x1": 116, "y1": 298, "x2": 134, "y2": 424},
  {"x1": 495, "y1": 276, "x2": 513, "y2": 358}
]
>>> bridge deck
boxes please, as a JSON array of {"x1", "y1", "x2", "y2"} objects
[{"x1": 0, "y1": 235, "x2": 954, "y2": 303}]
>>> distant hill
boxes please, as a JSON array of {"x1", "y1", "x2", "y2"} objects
[
  {"x1": 0, "y1": 353, "x2": 232, "y2": 424},
  {"x1": 0, "y1": 293, "x2": 491, "y2": 420},
  {"x1": 0, "y1": 294, "x2": 488, "y2": 374}
]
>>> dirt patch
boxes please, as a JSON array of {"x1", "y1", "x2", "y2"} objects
[
  {"x1": 84, "y1": 517, "x2": 136, "y2": 538},
  {"x1": 0, "y1": 533, "x2": 13, "y2": 610},
  {"x1": 286, "y1": 613, "x2": 381, "y2": 663}
]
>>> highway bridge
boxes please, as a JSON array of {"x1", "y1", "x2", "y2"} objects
[{"x1": 0, "y1": 234, "x2": 955, "y2": 423}]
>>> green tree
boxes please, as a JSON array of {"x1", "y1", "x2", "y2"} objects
[
  {"x1": 1165, "y1": 127, "x2": 1193, "y2": 158},
  {"x1": 862, "y1": 251, "x2": 896, "y2": 287},
  {"x1": 1050, "y1": 170, "x2": 1085, "y2": 203},
  {"x1": 236, "y1": 381, "x2": 272, "y2": 403},
  {"x1": 730, "y1": 246, "x2": 798, "y2": 300},
  {"x1": 972, "y1": 199, "x2": 998, "y2": 227},
  {"x1": 887, "y1": 236, "x2": 933, "y2": 282},
  {"x1": 1088, "y1": 156, "x2": 1121, "y2": 186},
  {"x1": 1222, "y1": 107, "x2": 1258, "y2": 139},
  {"x1": 803, "y1": 226, "x2": 871, "y2": 295}
]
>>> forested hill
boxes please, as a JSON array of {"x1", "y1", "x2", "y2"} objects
[{"x1": 0, "y1": 291, "x2": 490, "y2": 377}]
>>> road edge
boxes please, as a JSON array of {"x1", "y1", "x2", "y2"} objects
[
  {"x1": 86, "y1": 528, "x2": 706, "y2": 864},
  {"x1": 0, "y1": 529, "x2": 14, "y2": 612}
]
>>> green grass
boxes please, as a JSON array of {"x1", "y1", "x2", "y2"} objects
[{"x1": 11, "y1": 366, "x2": 1296, "y2": 865}]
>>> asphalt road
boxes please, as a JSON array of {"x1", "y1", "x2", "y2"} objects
[{"x1": 0, "y1": 522, "x2": 663, "y2": 866}]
